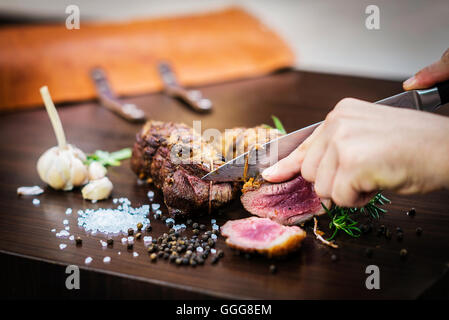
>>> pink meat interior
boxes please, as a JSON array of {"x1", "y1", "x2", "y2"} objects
[
  {"x1": 241, "y1": 175, "x2": 321, "y2": 222},
  {"x1": 232, "y1": 219, "x2": 285, "y2": 243}
]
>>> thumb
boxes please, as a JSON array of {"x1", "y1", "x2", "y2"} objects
[{"x1": 403, "y1": 48, "x2": 449, "y2": 90}]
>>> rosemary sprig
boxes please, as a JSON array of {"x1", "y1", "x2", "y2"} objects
[
  {"x1": 322, "y1": 192, "x2": 390, "y2": 240},
  {"x1": 85, "y1": 148, "x2": 132, "y2": 167}
]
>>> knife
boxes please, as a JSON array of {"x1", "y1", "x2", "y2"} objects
[{"x1": 202, "y1": 80, "x2": 449, "y2": 182}]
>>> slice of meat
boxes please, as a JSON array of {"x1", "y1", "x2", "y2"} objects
[
  {"x1": 241, "y1": 175, "x2": 329, "y2": 225},
  {"x1": 221, "y1": 217, "x2": 306, "y2": 257}
]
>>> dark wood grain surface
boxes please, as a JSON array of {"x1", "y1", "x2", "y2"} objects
[{"x1": 0, "y1": 71, "x2": 448, "y2": 299}]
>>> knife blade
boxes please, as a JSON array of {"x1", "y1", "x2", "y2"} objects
[{"x1": 202, "y1": 81, "x2": 448, "y2": 182}]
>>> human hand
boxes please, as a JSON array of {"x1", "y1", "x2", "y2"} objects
[
  {"x1": 262, "y1": 98, "x2": 449, "y2": 207},
  {"x1": 403, "y1": 48, "x2": 449, "y2": 90}
]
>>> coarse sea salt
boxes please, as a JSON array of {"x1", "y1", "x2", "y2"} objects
[
  {"x1": 69, "y1": 235, "x2": 74, "y2": 241},
  {"x1": 143, "y1": 236, "x2": 152, "y2": 245},
  {"x1": 85, "y1": 257, "x2": 93, "y2": 264},
  {"x1": 133, "y1": 252, "x2": 139, "y2": 258},
  {"x1": 32, "y1": 198, "x2": 40, "y2": 206},
  {"x1": 103, "y1": 256, "x2": 111, "y2": 263},
  {"x1": 51, "y1": 228, "x2": 56, "y2": 233},
  {"x1": 56, "y1": 230, "x2": 70, "y2": 238},
  {"x1": 100, "y1": 240, "x2": 107, "y2": 247},
  {"x1": 77, "y1": 200, "x2": 150, "y2": 235},
  {"x1": 59, "y1": 244, "x2": 67, "y2": 250},
  {"x1": 17, "y1": 186, "x2": 44, "y2": 196},
  {"x1": 65, "y1": 208, "x2": 72, "y2": 215},
  {"x1": 63, "y1": 219, "x2": 69, "y2": 225}
]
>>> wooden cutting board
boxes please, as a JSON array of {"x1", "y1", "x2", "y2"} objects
[{"x1": 0, "y1": 70, "x2": 448, "y2": 299}]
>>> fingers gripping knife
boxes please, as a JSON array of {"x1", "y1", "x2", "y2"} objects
[{"x1": 202, "y1": 80, "x2": 449, "y2": 182}]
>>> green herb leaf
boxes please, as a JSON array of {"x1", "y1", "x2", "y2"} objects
[
  {"x1": 271, "y1": 115, "x2": 287, "y2": 134},
  {"x1": 86, "y1": 148, "x2": 132, "y2": 167}
]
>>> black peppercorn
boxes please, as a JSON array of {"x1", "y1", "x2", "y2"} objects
[
  {"x1": 385, "y1": 229, "x2": 392, "y2": 240},
  {"x1": 75, "y1": 237, "x2": 82, "y2": 246},
  {"x1": 397, "y1": 232, "x2": 404, "y2": 241},
  {"x1": 192, "y1": 223, "x2": 199, "y2": 229},
  {"x1": 269, "y1": 265, "x2": 277, "y2": 274},
  {"x1": 416, "y1": 227, "x2": 423, "y2": 236},
  {"x1": 137, "y1": 222, "x2": 143, "y2": 231},
  {"x1": 128, "y1": 228, "x2": 134, "y2": 236},
  {"x1": 135, "y1": 232, "x2": 142, "y2": 240},
  {"x1": 199, "y1": 224, "x2": 206, "y2": 230},
  {"x1": 331, "y1": 254, "x2": 338, "y2": 262},
  {"x1": 127, "y1": 243, "x2": 133, "y2": 250},
  {"x1": 407, "y1": 208, "x2": 416, "y2": 217},
  {"x1": 107, "y1": 238, "x2": 114, "y2": 246},
  {"x1": 400, "y1": 248, "x2": 408, "y2": 260},
  {"x1": 150, "y1": 253, "x2": 157, "y2": 261},
  {"x1": 146, "y1": 225, "x2": 152, "y2": 232},
  {"x1": 211, "y1": 256, "x2": 219, "y2": 264}
]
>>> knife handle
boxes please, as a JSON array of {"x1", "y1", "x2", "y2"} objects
[
  {"x1": 90, "y1": 67, "x2": 146, "y2": 123},
  {"x1": 437, "y1": 79, "x2": 449, "y2": 105}
]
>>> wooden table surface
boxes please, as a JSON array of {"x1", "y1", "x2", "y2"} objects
[{"x1": 1, "y1": 71, "x2": 448, "y2": 299}]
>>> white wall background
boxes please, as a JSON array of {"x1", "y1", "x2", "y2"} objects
[{"x1": 1, "y1": 0, "x2": 448, "y2": 80}]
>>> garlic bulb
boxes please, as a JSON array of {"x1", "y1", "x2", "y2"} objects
[
  {"x1": 88, "y1": 161, "x2": 107, "y2": 180},
  {"x1": 36, "y1": 86, "x2": 88, "y2": 191},
  {"x1": 37, "y1": 144, "x2": 88, "y2": 191},
  {"x1": 81, "y1": 177, "x2": 113, "y2": 200}
]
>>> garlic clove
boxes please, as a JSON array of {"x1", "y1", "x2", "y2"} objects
[
  {"x1": 37, "y1": 147, "x2": 56, "y2": 182},
  {"x1": 81, "y1": 177, "x2": 113, "y2": 200},
  {"x1": 51, "y1": 152, "x2": 72, "y2": 190},
  {"x1": 71, "y1": 157, "x2": 88, "y2": 187},
  {"x1": 88, "y1": 161, "x2": 107, "y2": 180}
]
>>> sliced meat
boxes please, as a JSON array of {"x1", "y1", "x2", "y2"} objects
[
  {"x1": 221, "y1": 217, "x2": 306, "y2": 257},
  {"x1": 241, "y1": 175, "x2": 329, "y2": 225},
  {"x1": 131, "y1": 120, "x2": 281, "y2": 217}
]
